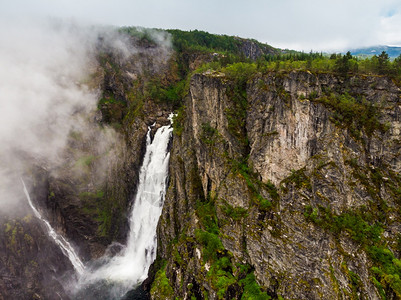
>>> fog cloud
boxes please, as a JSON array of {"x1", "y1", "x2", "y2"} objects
[{"x1": 0, "y1": 19, "x2": 136, "y2": 213}]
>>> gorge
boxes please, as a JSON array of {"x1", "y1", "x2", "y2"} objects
[{"x1": 1, "y1": 24, "x2": 401, "y2": 300}]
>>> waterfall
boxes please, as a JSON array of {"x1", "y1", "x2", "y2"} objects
[
  {"x1": 74, "y1": 119, "x2": 173, "y2": 299},
  {"x1": 21, "y1": 179, "x2": 85, "y2": 275}
]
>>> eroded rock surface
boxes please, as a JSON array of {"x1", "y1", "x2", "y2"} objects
[{"x1": 154, "y1": 71, "x2": 401, "y2": 299}]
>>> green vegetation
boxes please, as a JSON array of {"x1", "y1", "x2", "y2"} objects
[
  {"x1": 220, "y1": 200, "x2": 248, "y2": 221},
  {"x1": 168, "y1": 29, "x2": 240, "y2": 54},
  {"x1": 281, "y1": 168, "x2": 312, "y2": 192},
  {"x1": 193, "y1": 194, "x2": 270, "y2": 298},
  {"x1": 345, "y1": 160, "x2": 392, "y2": 219},
  {"x1": 167, "y1": 29, "x2": 277, "y2": 57},
  {"x1": 314, "y1": 92, "x2": 387, "y2": 139},
  {"x1": 268, "y1": 51, "x2": 401, "y2": 81},
  {"x1": 103, "y1": 28, "x2": 401, "y2": 136},
  {"x1": 79, "y1": 189, "x2": 118, "y2": 237},
  {"x1": 304, "y1": 206, "x2": 382, "y2": 245},
  {"x1": 75, "y1": 155, "x2": 96, "y2": 167},
  {"x1": 97, "y1": 95, "x2": 125, "y2": 108},
  {"x1": 79, "y1": 190, "x2": 104, "y2": 201},
  {"x1": 120, "y1": 74, "x2": 189, "y2": 130},
  {"x1": 304, "y1": 205, "x2": 401, "y2": 298},
  {"x1": 95, "y1": 52, "x2": 129, "y2": 125},
  {"x1": 231, "y1": 158, "x2": 275, "y2": 211},
  {"x1": 200, "y1": 123, "x2": 219, "y2": 147},
  {"x1": 123, "y1": 89, "x2": 145, "y2": 125},
  {"x1": 195, "y1": 197, "x2": 220, "y2": 256},
  {"x1": 341, "y1": 262, "x2": 362, "y2": 298},
  {"x1": 240, "y1": 271, "x2": 271, "y2": 300},
  {"x1": 206, "y1": 256, "x2": 237, "y2": 298},
  {"x1": 3, "y1": 220, "x2": 24, "y2": 251},
  {"x1": 206, "y1": 257, "x2": 271, "y2": 300},
  {"x1": 223, "y1": 62, "x2": 258, "y2": 81},
  {"x1": 223, "y1": 63, "x2": 256, "y2": 147},
  {"x1": 195, "y1": 229, "x2": 223, "y2": 262},
  {"x1": 144, "y1": 78, "x2": 188, "y2": 107},
  {"x1": 172, "y1": 105, "x2": 185, "y2": 136},
  {"x1": 369, "y1": 247, "x2": 401, "y2": 298},
  {"x1": 150, "y1": 262, "x2": 174, "y2": 298},
  {"x1": 119, "y1": 27, "x2": 165, "y2": 46},
  {"x1": 198, "y1": 47, "x2": 401, "y2": 84}
]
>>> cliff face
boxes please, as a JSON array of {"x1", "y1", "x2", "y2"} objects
[
  {"x1": 153, "y1": 70, "x2": 401, "y2": 299},
  {"x1": 0, "y1": 216, "x2": 73, "y2": 300},
  {"x1": 234, "y1": 37, "x2": 278, "y2": 60},
  {"x1": 3, "y1": 28, "x2": 401, "y2": 299}
]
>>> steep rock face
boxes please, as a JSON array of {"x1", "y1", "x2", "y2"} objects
[
  {"x1": 235, "y1": 37, "x2": 278, "y2": 60},
  {"x1": 189, "y1": 74, "x2": 245, "y2": 195},
  {"x1": 153, "y1": 71, "x2": 401, "y2": 299},
  {"x1": 0, "y1": 212, "x2": 72, "y2": 300},
  {"x1": 247, "y1": 72, "x2": 401, "y2": 186},
  {"x1": 243, "y1": 72, "x2": 401, "y2": 298}
]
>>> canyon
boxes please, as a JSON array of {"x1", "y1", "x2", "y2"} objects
[{"x1": 1, "y1": 27, "x2": 401, "y2": 299}]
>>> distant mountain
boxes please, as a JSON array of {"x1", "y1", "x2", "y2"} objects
[{"x1": 348, "y1": 45, "x2": 401, "y2": 58}]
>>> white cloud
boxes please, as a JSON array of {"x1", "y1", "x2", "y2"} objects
[
  {"x1": 377, "y1": 13, "x2": 401, "y2": 46},
  {"x1": 2, "y1": 0, "x2": 401, "y2": 51}
]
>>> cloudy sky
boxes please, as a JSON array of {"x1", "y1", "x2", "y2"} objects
[{"x1": 2, "y1": 0, "x2": 401, "y2": 51}]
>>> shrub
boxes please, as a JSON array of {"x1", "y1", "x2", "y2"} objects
[
  {"x1": 240, "y1": 273, "x2": 271, "y2": 300},
  {"x1": 150, "y1": 262, "x2": 174, "y2": 298},
  {"x1": 195, "y1": 230, "x2": 224, "y2": 261}
]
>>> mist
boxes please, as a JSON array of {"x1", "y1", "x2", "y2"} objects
[{"x1": 0, "y1": 18, "x2": 142, "y2": 214}]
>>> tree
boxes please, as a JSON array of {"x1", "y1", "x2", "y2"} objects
[
  {"x1": 393, "y1": 54, "x2": 401, "y2": 76},
  {"x1": 335, "y1": 51, "x2": 353, "y2": 76},
  {"x1": 377, "y1": 51, "x2": 390, "y2": 75},
  {"x1": 330, "y1": 53, "x2": 338, "y2": 60}
]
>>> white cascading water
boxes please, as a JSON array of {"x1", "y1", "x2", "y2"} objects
[
  {"x1": 75, "y1": 118, "x2": 173, "y2": 298},
  {"x1": 20, "y1": 117, "x2": 173, "y2": 298},
  {"x1": 21, "y1": 179, "x2": 85, "y2": 275}
]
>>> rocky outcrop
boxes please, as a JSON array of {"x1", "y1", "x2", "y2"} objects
[
  {"x1": 153, "y1": 70, "x2": 401, "y2": 299},
  {"x1": 247, "y1": 72, "x2": 401, "y2": 186},
  {"x1": 0, "y1": 213, "x2": 72, "y2": 300},
  {"x1": 235, "y1": 37, "x2": 278, "y2": 60}
]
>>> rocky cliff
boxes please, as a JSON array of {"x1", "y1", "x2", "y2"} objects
[
  {"x1": 0, "y1": 212, "x2": 72, "y2": 300},
  {"x1": 151, "y1": 70, "x2": 401, "y2": 299},
  {"x1": 2, "y1": 26, "x2": 401, "y2": 300}
]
